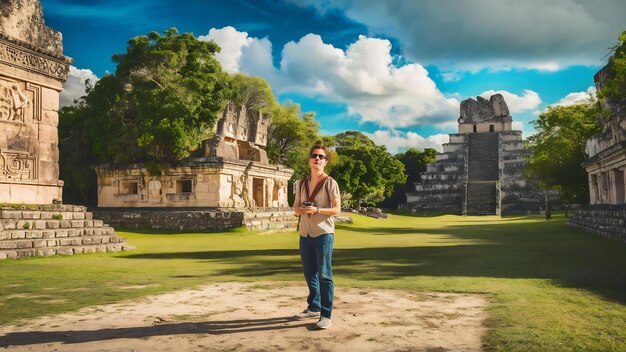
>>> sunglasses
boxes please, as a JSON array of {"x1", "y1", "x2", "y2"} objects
[{"x1": 309, "y1": 153, "x2": 327, "y2": 160}]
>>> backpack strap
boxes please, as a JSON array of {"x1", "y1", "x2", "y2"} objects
[
  {"x1": 304, "y1": 175, "x2": 330, "y2": 203},
  {"x1": 325, "y1": 176, "x2": 333, "y2": 205}
]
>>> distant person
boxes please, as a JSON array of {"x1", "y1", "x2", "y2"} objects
[{"x1": 293, "y1": 143, "x2": 341, "y2": 329}]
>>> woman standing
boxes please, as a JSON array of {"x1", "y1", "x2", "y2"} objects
[{"x1": 293, "y1": 144, "x2": 341, "y2": 329}]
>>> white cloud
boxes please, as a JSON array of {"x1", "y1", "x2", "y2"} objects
[
  {"x1": 512, "y1": 121, "x2": 525, "y2": 131},
  {"x1": 288, "y1": 0, "x2": 625, "y2": 71},
  {"x1": 281, "y1": 34, "x2": 460, "y2": 128},
  {"x1": 199, "y1": 26, "x2": 253, "y2": 74},
  {"x1": 60, "y1": 66, "x2": 99, "y2": 107},
  {"x1": 552, "y1": 86, "x2": 597, "y2": 106},
  {"x1": 441, "y1": 71, "x2": 462, "y2": 82},
  {"x1": 366, "y1": 130, "x2": 448, "y2": 153},
  {"x1": 479, "y1": 89, "x2": 542, "y2": 113},
  {"x1": 207, "y1": 28, "x2": 460, "y2": 129}
]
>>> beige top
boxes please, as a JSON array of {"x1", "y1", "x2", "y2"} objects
[{"x1": 294, "y1": 177, "x2": 341, "y2": 237}]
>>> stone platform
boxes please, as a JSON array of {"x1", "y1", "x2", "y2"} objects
[
  {"x1": 92, "y1": 208, "x2": 298, "y2": 232},
  {"x1": 0, "y1": 204, "x2": 134, "y2": 260},
  {"x1": 566, "y1": 205, "x2": 626, "y2": 243}
]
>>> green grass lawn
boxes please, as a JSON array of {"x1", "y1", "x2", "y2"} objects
[{"x1": 1, "y1": 212, "x2": 625, "y2": 351}]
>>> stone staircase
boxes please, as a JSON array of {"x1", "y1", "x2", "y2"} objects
[
  {"x1": 468, "y1": 133, "x2": 499, "y2": 180},
  {"x1": 466, "y1": 182, "x2": 497, "y2": 215},
  {"x1": 403, "y1": 135, "x2": 467, "y2": 214},
  {"x1": 465, "y1": 133, "x2": 499, "y2": 215},
  {"x1": 0, "y1": 205, "x2": 134, "y2": 260}
]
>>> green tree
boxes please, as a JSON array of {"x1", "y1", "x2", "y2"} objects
[
  {"x1": 526, "y1": 102, "x2": 601, "y2": 205},
  {"x1": 231, "y1": 73, "x2": 277, "y2": 112},
  {"x1": 597, "y1": 30, "x2": 626, "y2": 104},
  {"x1": 63, "y1": 28, "x2": 232, "y2": 165},
  {"x1": 379, "y1": 148, "x2": 437, "y2": 208},
  {"x1": 264, "y1": 102, "x2": 323, "y2": 205},
  {"x1": 331, "y1": 131, "x2": 406, "y2": 208},
  {"x1": 266, "y1": 102, "x2": 321, "y2": 178},
  {"x1": 58, "y1": 28, "x2": 233, "y2": 204}
]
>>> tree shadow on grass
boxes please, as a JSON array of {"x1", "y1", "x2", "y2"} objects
[
  {"x1": 0, "y1": 316, "x2": 310, "y2": 347},
  {"x1": 124, "y1": 219, "x2": 626, "y2": 305}
]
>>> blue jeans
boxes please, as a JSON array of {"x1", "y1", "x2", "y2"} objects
[{"x1": 299, "y1": 233, "x2": 334, "y2": 318}]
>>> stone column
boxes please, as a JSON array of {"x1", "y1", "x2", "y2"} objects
[{"x1": 0, "y1": 0, "x2": 71, "y2": 204}]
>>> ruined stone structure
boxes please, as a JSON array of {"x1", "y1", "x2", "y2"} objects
[
  {"x1": 0, "y1": 0, "x2": 132, "y2": 259},
  {"x1": 202, "y1": 101, "x2": 270, "y2": 163},
  {"x1": 0, "y1": 0, "x2": 70, "y2": 204},
  {"x1": 403, "y1": 94, "x2": 544, "y2": 215},
  {"x1": 94, "y1": 102, "x2": 295, "y2": 231},
  {"x1": 567, "y1": 61, "x2": 626, "y2": 242}
]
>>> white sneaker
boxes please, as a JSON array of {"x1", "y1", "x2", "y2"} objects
[
  {"x1": 294, "y1": 309, "x2": 320, "y2": 319},
  {"x1": 314, "y1": 317, "x2": 332, "y2": 329}
]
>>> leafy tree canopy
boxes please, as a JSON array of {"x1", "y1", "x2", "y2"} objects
[
  {"x1": 330, "y1": 131, "x2": 406, "y2": 207},
  {"x1": 526, "y1": 31, "x2": 626, "y2": 205},
  {"x1": 266, "y1": 102, "x2": 322, "y2": 179},
  {"x1": 598, "y1": 30, "x2": 626, "y2": 103},
  {"x1": 75, "y1": 28, "x2": 233, "y2": 164},
  {"x1": 526, "y1": 102, "x2": 601, "y2": 204},
  {"x1": 59, "y1": 28, "x2": 233, "y2": 204},
  {"x1": 230, "y1": 73, "x2": 277, "y2": 113},
  {"x1": 379, "y1": 148, "x2": 437, "y2": 208}
]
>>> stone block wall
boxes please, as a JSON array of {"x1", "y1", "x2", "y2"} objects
[
  {"x1": 92, "y1": 208, "x2": 298, "y2": 232},
  {"x1": 0, "y1": 204, "x2": 134, "y2": 259},
  {"x1": 403, "y1": 134, "x2": 466, "y2": 213},
  {"x1": 566, "y1": 205, "x2": 626, "y2": 243},
  {"x1": 243, "y1": 210, "x2": 298, "y2": 231},
  {"x1": 499, "y1": 131, "x2": 545, "y2": 215}
]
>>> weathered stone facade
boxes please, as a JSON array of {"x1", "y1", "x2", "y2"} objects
[
  {"x1": 403, "y1": 94, "x2": 544, "y2": 215},
  {"x1": 0, "y1": 0, "x2": 133, "y2": 259},
  {"x1": 567, "y1": 60, "x2": 626, "y2": 242},
  {"x1": 95, "y1": 158, "x2": 292, "y2": 209},
  {"x1": 95, "y1": 102, "x2": 296, "y2": 230},
  {"x1": 0, "y1": 0, "x2": 71, "y2": 204},
  {"x1": 201, "y1": 101, "x2": 270, "y2": 163},
  {"x1": 96, "y1": 102, "x2": 292, "y2": 209}
]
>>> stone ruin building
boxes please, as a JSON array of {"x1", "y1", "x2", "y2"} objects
[
  {"x1": 93, "y1": 101, "x2": 295, "y2": 231},
  {"x1": 402, "y1": 94, "x2": 544, "y2": 215},
  {"x1": 0, "y1": 0, "x2": 132, "y2": 259},
  {"x1": 567, "y1": 60, "x2": 626, "y2": 242}
]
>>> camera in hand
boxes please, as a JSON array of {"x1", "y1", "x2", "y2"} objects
[{"x1": 302, "y1": 201, "x2": 314, "y2": 207}]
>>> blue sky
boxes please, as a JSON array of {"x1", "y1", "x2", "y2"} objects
[{"x1": 43, "y1": 0, "x2": 625, "y2": 152}]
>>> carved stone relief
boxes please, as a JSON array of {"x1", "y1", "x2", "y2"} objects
[
  {"x1": 0, "y1": 78, "x2": 39, "y2": 123},
  {"x1": 0, "y1": 149, "x2": 36, "y2": 180},
  {"x1": 0, "y1": 40, "x2": 70, "y2": 81},
  {"x1": 265, "y1": 178, "x2": 274, "y2": 207},
  {"x1": 148, "y1": 180, "x2": 162, "y2": 202},
  {"x1": 231, "y1": 175, "x2": 245, "y2": 208},
  {"x1": 0, "y1": 81, "x2": 29, "y2": 122}
]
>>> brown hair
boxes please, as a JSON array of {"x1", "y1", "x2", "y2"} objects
[{"x1": 309, "y1": 143, "x2": 331, "y2": 162}]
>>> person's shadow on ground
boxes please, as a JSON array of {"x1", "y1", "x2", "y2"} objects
[{"x1": 0, "y1": 316, "x2": 318, "y2": 347}]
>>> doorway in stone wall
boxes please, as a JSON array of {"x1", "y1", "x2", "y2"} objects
[{"x1": 253, "y1": 178, "x2": 264, "y2": 207}]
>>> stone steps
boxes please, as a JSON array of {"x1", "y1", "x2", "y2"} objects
[
  {"x1": 466, "y1": 182, "x2": 497, "y2": 215},
  {"x1": 468, "y1": 133, "x2": 499, "y2": 181},
  {"x1": 0, "y1": 204, "x2": 133, "y2": 260},
  {"x1": 4, "y1": 243, "x2": 131, "y2": 259}
]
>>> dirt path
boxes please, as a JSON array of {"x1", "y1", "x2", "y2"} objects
[{"x1": 0, "y1": 282, "x2": 488, "y2": 352}]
